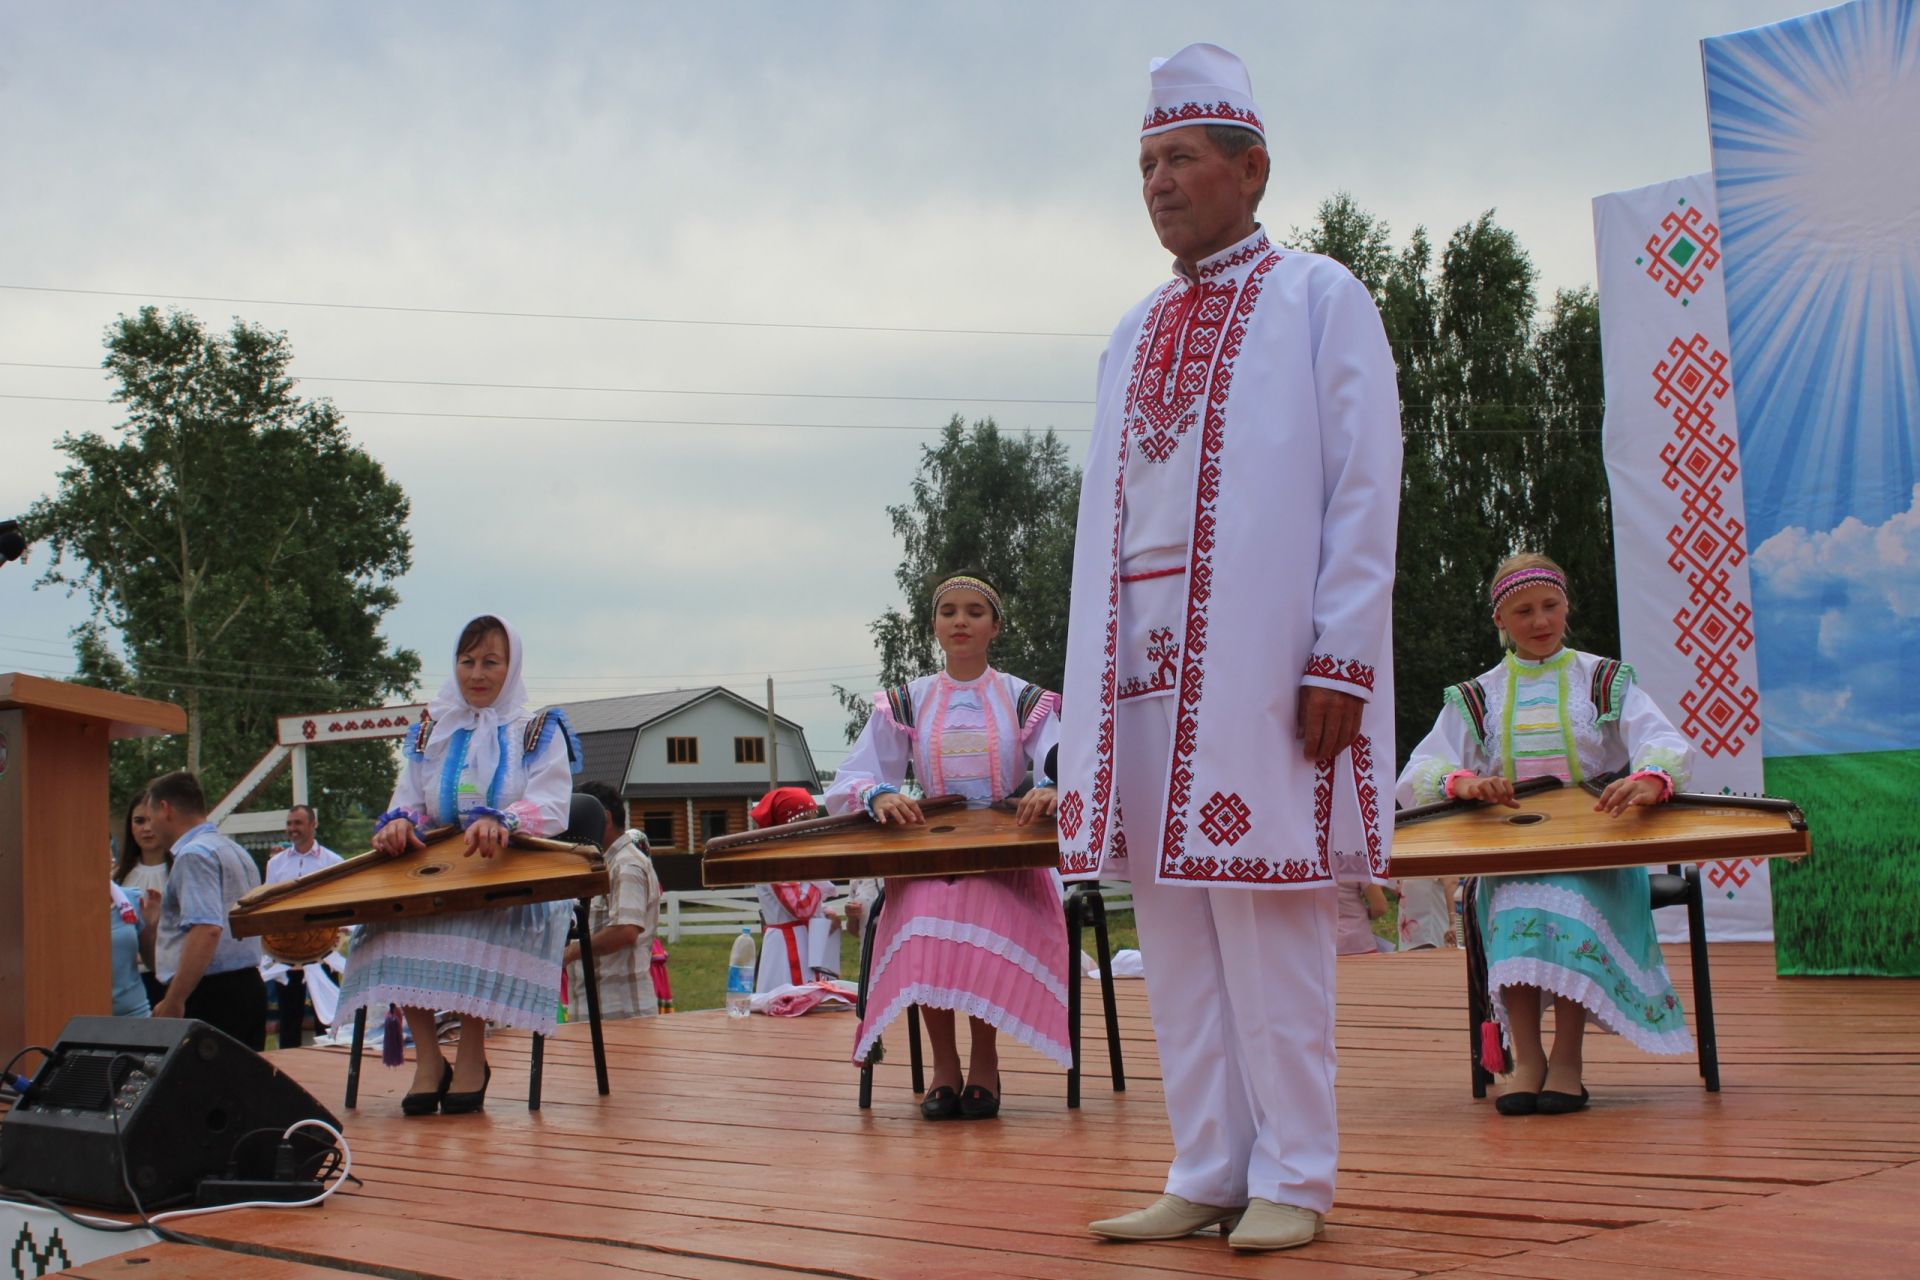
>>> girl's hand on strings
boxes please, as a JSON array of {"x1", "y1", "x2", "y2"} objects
[
  {"x1": 872, "y1": 792, "x2": 925, "y2": 826},
  {"x1": 1455, "y1": 775, "x2": 1519, "y2": 808},
  {"x1": 1594, "y1": 774, "x2": 1666, "y2": 817},
  {"x1": 464, "y1": 817, "x2": 510, "y2": 857},
  {"x1": 1015, "y1": 786, "x2": 1059, "y2": 827}
]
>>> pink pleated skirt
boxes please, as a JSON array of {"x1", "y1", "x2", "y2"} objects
[{"x1": 853, "y1": 868, "x2": 1072, "y2": 1069}]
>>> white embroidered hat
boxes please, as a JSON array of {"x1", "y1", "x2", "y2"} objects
[{"x1": 1141, "y1": 43, "x2": 1265, "y2": 143}]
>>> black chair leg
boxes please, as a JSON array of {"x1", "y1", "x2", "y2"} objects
[
  {"x1": 575, "y1": 900, "x2": 610, "y2": 1096},
  {"x1": 906, "y1": 1005, "x2": 924, "y2": 1095},
  {"x1": 1685, "y1": 865, "x2": 1721, "y2": 1092},
  {"x1": 856, "y1": 886, "x2": 886, "y2": 1109},
  {"x1": 529, "y1": 1031, "x2": 544, "y2": 1111},
  {"x1": 1065, "y1": 889, "x2": 1083, "y2": 1109},
  {"x1": 1464, "y1": 878, "x2": 1497, "y2": 1098},
  {"x1": 344, "y1": 1005, "x2": 367, "y2": 1109},
  {"x1": 1090, "y1": 889, "x2": 1125, "y2": 1092}
]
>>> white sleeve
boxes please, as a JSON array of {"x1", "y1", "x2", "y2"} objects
[
  {"x1": 1395, "y1": 701, "x2": 1483, "y2": 808},
  {"x1": 1618, "y1": 681, "x2": 1693, "y2": 790},
  {"x1": 386, "y1": 756, "x2": 431, "y2": 823},
  {"x1": 510, "y1": 734, "x2": 576, "y2": 838},
  {"x1": 821, "y1": 702, "x2": 912, "y2": 816},
  {"x1": 1300, "y1": 269, "x2": 1403, "y2": 703}
]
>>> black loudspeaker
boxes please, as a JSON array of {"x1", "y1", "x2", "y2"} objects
[{"x1": 0, "y1": 1016, "x2": 339, "y2": 1209}]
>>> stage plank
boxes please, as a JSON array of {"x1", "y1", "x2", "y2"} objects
[{"x1": 65, "y1": 943, "x2": 1919, "y2": 1278}]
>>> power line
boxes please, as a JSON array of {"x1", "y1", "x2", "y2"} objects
[
  {"x1": 0, "y1": 391, "x2": 1604, "y2": 431},
  {"x1": 0, "y1": 283, "x2": 1111, "y2": 341},
  {"x1": 0, "y1": 361, "x2": 1093, "y2": 407},
  {"x1": 0, "y1": 393, "x2": 1084, "y2": 434}
]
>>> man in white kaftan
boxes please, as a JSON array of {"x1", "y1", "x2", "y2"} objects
[{"x1": 1060, "y1": 44, "x2": 1401, "y2": 1253}]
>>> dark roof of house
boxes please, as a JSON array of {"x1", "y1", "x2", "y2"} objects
[
  {"x1": 549, "y1": 687, "x2": 808, "y2": 735},
  {"x1": 573, "y1": 727, "x2": 640, "y2": 791}
]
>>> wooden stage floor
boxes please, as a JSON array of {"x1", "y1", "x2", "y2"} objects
[{"x1": 67, "y1": 943, "x2": 1920, "y2": 1279}]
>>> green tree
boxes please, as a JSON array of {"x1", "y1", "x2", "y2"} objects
[
  {"x1": 835, "y1": 416, "x2": 1080, "y2": 741},
  {"x1": 26, "y1": 307, "x2": 420, "y2": 816},
  {"x1": 1291, "y1": 197, "x2": 1614, "y2": 762}
]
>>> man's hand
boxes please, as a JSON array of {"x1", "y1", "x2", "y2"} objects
[
  {"x1": 153, "y1": 994, "x2": 185, "y2": 1020},
  {"x1": 1297, "y1": 687, "x2": 1363, "y2": 762},
  {"x1": 1015, "y1": 786, "x2": 1059, "y2": 826}
]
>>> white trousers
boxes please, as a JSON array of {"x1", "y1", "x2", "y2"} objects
[{"x1": 1117, "y1": 696, "x2": 1341, "y2": 1213}]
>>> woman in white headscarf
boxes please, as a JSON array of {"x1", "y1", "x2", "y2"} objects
[{"x1": 336, "y1": 614, "x2": 580, "y2": 1116}]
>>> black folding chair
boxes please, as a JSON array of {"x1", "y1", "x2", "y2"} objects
[
  {"x1": 344, "y1": 794, "x2": 613, "y2": 1111},
  {"x1": 1464, "y1": 862, "x2": 1719, "y2": 1096},
  {"x1": 854, "y1": 880, "x2": 1127, "y2": 1109}
]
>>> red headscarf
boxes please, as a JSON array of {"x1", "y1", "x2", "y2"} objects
[{"x1": 751, "y1": 787, "x2": 818, "y2": 828}]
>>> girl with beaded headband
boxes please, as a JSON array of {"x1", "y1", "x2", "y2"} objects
[
  {"x1": 1394, "y1": 552, "x2": 1696, "y2": 1116},
  {"x1": 824, "y1": 572, "x2": 1066, "y2": 1121}
]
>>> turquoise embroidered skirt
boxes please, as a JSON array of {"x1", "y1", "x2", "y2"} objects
[
  {"x1": 1480, "y1": 868, "x2": 1694, "y2": 1055},
  {"x1": 337, "y1": 901, "x2": 571, "y2": 1036}
]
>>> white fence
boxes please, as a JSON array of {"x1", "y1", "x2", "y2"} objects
[{"x1": 660, "y1": 882, "x2": 1134, "y2": 942}]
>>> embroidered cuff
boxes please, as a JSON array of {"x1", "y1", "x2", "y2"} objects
[
  {"x1": 1301, "y1": 652, "x2": 1377, "y2": 699},
  {"x1": 1443, "y1": 770, "x2": 1478, "y2": 802},
  {"x1": 464, "y1": 805, "x2": 521, "y2": 833},
  {"x1": 859, "y1": 784, "x2": 900, "y2": 818},
  {"x1": 375, "y1": 807, "x2": 424, "y2": 830},
  {"x1": 1626, "y1": 768, "x2": 1675, "y2": 802}
]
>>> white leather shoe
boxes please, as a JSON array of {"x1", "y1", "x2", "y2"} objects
[
  {"x1": 1226, "y1": 1198, "x2": 1323, "y2": 1252},
  {"x1": 1088, "y1": 1194, "x2": 1244, "y2": 1241}
]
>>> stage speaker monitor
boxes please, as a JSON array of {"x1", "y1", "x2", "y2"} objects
[{"x1": 0, "y1": 1015, "x2": 340, "y2": 1210}]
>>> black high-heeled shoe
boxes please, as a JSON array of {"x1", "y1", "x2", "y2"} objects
[
  {"x1": 919, "y1": 1086, "x2": 962, "y2": 1120},
  {"x1": 401, "y1": 1062, "x2": 453, "y2": 1116},
  {"x1": 440, "y1": 1063, "x2": 492, "y2": 1115}
]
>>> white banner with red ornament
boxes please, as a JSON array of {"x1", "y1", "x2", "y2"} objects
[
  {"x1": 276, "y1": 704, "x2": 427, "y2": 746},
  {"x1": 1594, "y1": 174, "x2": 1772, "y2": 942}
]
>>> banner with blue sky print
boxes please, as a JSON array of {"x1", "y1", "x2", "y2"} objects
[{"x1": 1703, "y1": 0, "x2": 1919, "y2": 975}]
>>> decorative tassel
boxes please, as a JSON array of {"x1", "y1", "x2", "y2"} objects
[
  {"x1": 1479, "y1": 1020, "x2": 1506, "y2": 1075},
  {"x1": 381, "y1": 1003, "x2": 405, "y2": 1067}
]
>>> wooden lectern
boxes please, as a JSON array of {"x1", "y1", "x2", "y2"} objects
[{"x1": 0, "y1": 674, "x2": 185, "y2": 1054}]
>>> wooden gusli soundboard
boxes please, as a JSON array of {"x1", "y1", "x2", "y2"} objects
[
  {"x1": 1389, "y1": 778, "x2": 1809, "y2": 879},
  {"x1": 701, "y1": 795, "x2": 1060, "y2": 887},
  {"x1": 228, "y1": 827, "x2": 608, "y2": 939}
]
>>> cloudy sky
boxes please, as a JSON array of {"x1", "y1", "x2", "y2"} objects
[{"x1": 0, "y1": 1, "x2": 1823, "y2": 769}]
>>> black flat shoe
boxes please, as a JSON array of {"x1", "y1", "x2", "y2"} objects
[
  {"x1": 441, "y1": 1063, "x2": 492, "y2": 1115},
  {"x1": 1537, "y1": 1086, "x2": 1590, "y2": 1115},
  {"x1": 920, "y1": 1086, "x2": 962, "y2": 1120},
  {"x1": 1494, "y1": 1090, "x2": 1538, "y2": 1116},
  {"x1": 960, "y1": 1082, "x2": 1002, "y2": 1120},
  {"x1": 401, "y1": 1062, "x2": 453, "y2": 1116}
]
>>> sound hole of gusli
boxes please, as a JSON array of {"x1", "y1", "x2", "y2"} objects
[
  {"x1": 1505, "y1": 813, "x2": 1549, "y2": 826},
  {"x1": 929, "y1": 825, "x2": 957, "y2": 834}
]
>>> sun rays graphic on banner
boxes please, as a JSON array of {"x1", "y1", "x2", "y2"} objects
[{"x1": 1702, "y1": 0, "x2": 1920, "y2": 547}]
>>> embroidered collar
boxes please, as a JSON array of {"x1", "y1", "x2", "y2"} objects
[
  {"x1": 1182, "y1": 227, "x2": 1274, "y2": 283},
  {"x1": 939, "y1": 666, "x2": 996, "y2": 690},
  {"x1": 1503, "y1": 648, "x2": 1574, "y2": 674}
]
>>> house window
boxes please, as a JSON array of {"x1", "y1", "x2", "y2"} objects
[
  {"x1": 734, "y1": 736, "x2": 766, "y2": 765},
  {"x1": 642, "y1": 812, "x2": 676, "y2": 847},
  {"x1": 667, "y1": 736, "x2": 698, "y2": 764},
  {"x1": 698, "y1": 809, "x2": 730, "y2": 844}
]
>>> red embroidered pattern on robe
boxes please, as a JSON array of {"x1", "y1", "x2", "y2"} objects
[
  {"x1": 1118, "y1": 627, "x2": 1180, "y2": 701},
  {"x1": 1130, "y1": 283, "x2": 1238, "y2": 464},
  {"x1": 1304, "y1": 651, "x2": 1377, "y2": 693}
]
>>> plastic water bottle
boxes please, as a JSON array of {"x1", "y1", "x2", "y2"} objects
[{"x1": 726, "y1": 926, "x2": 756, "y2": 1018}]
